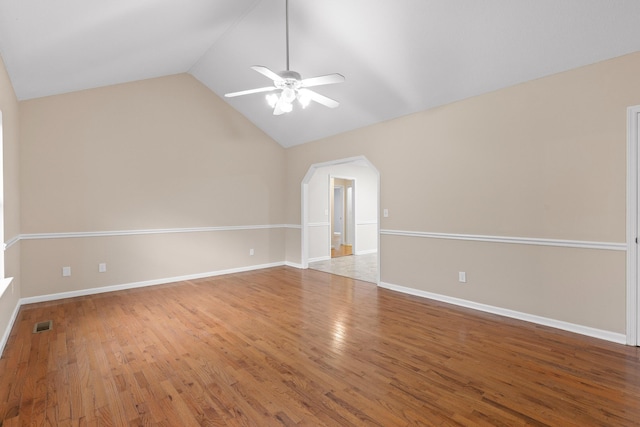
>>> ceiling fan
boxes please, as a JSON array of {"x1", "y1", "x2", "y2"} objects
[{"x1": 224, "y1": 0, "x2": 345, "y2": 115}]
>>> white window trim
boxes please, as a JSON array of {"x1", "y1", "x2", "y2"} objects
[{"x1": 0, "y1": 277, "x2": 13, "y2": 299}]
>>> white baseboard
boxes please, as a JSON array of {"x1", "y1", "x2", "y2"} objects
[
  {"x1": 3, "y1": 262, "x2": 291, "y2": 357},
  {"x1": 284, "y1": 261, "x2": 304, "y2": 269},
  {"x1": 308, "y1": 256, "x2": 331, "y2": 263},
  {"x1": 355, "y1": 249, "x2": 378, "y2": 256},
  {"x1": 21, "y1": 262, "x2": 286, "y2": 305},
  {"x1": 379, "y1": 281, "x2": 627, "y2": 345},
  {"x1": 8, "y1": 265, "x2": 625, "y2": 358},
  {"x1": 0, "y1": 298, "x2": 21, "y2": 358}
]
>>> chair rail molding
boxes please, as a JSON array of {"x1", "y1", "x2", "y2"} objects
[{"x1": 380, "y1": 229, "x2": 626, "y2": 252}]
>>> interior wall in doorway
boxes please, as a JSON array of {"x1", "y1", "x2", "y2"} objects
[{"x1": 330, "y1": 177, "x2": 354, "y2": 250}]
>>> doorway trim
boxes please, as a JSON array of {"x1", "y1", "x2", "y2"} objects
[
  {"x1": 333, "y1": 184, "x2": 345, "y2": 248},
  {"x1": 301, "y1": 156, "x2": 380, "y2": 284},
  {"x1": 626, "y1": 104, "x2": 640, "y2": 346},
  {"x1": 330, "y1": 176, "x2": 356, "y2": 255}
]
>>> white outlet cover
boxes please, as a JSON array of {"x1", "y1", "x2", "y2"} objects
[
  {"x1": 459, "y1": 272, "x2": 467, "y2": 283},
  {"x1": 62, "y1": 266, "x2": 71, "y2": 277},
  {"x1": 99, "y1": 263, "x2": 107, "y2": 273}
]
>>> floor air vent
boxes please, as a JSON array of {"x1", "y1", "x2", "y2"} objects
[{"x1": 33, "y1": 320, "x2": 52, "y2": 333}]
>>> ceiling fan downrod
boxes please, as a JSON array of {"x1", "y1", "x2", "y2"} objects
[
  {"x1": 285, "y1": 0, "x2": 290, "y2": 71},
  {"x1": 224, "y1": 0, "x2": 345, "y2": 115}
]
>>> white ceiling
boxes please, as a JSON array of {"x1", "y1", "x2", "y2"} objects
[{"x1": 1, "y1": 0, "x2": 640, "y2": 147}]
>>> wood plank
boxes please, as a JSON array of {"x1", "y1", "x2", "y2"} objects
[{"x1": 1, "y1": 266, "x2": 639, "y2": 425}]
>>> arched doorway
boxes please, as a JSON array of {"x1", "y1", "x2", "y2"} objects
[{"x1": 301, "y1": 156, "x2": 380, "y2": 283}]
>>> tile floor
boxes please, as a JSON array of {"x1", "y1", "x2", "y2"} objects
[{"x1": 308, "y1": 253, "x2": 378, "y2": 283}]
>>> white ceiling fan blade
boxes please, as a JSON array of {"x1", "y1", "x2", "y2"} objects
[
  {"x1": 300, "y1": 89, "x2": 340, "y2": 108},
  {"x1": 225, "y1": 86, "x2": 276, "y2": 98},
  {"x1": 251, "y1": 65, "x2": 283, "y2": 82},
  {"x1": 301, "y1": 73, "x2": 345, "y2": 88}
]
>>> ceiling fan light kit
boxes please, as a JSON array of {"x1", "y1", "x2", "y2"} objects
[{"x1": 224, "y1": 0, "x2": 344, "y2": 115}]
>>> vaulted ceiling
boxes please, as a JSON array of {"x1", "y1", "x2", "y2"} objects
[{"x1": 1, "y1": 0, "x2": 640, "y2": 147}]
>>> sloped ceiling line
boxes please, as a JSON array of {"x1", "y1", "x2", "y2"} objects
[
  {"x1": 1, "y1": 0, "x2": 640, "y2": 148},
  {"x1": 188, "y1": 0, "x2": 263, "y2": 74}
]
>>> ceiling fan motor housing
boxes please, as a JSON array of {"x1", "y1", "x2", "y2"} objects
[{"x1": 275, "y1": 70, "x2": 302, "y2": 90}]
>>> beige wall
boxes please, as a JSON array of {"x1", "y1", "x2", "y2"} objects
[
  {"x1": 20, "y1": 74, "x2": 285, "y2": 232},
  {"x1": 21, "y1": 229, "x2": 285, "y2": 298},
  {"x1": 284, "y1": 227, "x2": 301, "y2": 266},
  {"x1": 285, "y1": 52, "x2": 640, "y2": 334},
  {"x1": 19, "y1": 74, "x2": 286, "y2": 298},
  {"x1": 4, "y1": 50, "x2": 640, "y2": 342},
  {"x1": 381, "y1": 236, "x2": 626, "y2": 332},
  {"x1": 0, "y1": 52, "x2": 21, "y2": 351}
]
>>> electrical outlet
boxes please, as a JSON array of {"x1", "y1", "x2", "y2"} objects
[
  {"x1": 62, "y1": 267, "x2": 71, "y2": 277},
  {"x1": 383, "y1": 208, "x2": 389, "y2": 218},
  {"x1": 249, "y1": 248, "x2": 254, "y2": 256},
  {"x1": 99, "y1": 263, "x2": 107, "y2": 273},
  {"x1": 458, "y1": 272, "x2": 466, "y2": 283}
]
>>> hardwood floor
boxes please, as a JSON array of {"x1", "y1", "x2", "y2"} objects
[
  {"x1": 331, "y1": 244, "x2": 352, "y2": 258},
  {"x1": 1, "y1": 266, "x2": 639, "y2": 426}
]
